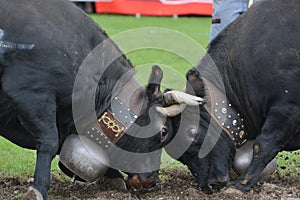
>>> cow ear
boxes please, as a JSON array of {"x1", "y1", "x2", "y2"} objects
[
  {"x1": 146, "y1": 65, "x2": 163, "y2": 95},
  {"x1": 186, "y1": 68, "x2": 205, "y2": 97}
]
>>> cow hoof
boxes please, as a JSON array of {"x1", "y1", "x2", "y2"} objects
[
  {"x1": 200, "y1": 186, "x2": 215, "y2": 194},
  {"x1": 24, "y1": 186, "x2": 43, "y2": 200},
  {"x1": 224, "y1": 187, "x2": 244, "y2": 195},
  {"x1": 235, "y1": 182, "x2": 251, "y2": 193}
]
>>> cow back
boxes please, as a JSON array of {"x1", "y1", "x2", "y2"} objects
[{"x1": 202, "y1": 0, "x2": 300, "y2": 136}]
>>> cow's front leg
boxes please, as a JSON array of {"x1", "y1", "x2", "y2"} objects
[
  {"x1": 235, "y1": 105, "x2": 300, "y2": 192},
  {"x1": 30, "y1": 130, "x2": 58, "y2": 199},
  {"x1": 15, "y1": 95, "x2": 58, "y2": 200}
]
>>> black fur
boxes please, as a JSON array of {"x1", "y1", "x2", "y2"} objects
[
  {"x1": 0, "y1": 1, "x2": 165, "y2": 198},
  {"x1": 166, "y1": 0, "x2": 300, "y2": 193}
]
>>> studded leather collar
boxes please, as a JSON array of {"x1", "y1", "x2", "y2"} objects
[
  {"x1": 85, "y1": 96, "x2": 138, "y2": 150},
  {"x1": 203, "y1": 78, "x2": 247, "y2": 148},
  {"x1": 84, "y1": 77, "x2": 144, "y2": 150}
]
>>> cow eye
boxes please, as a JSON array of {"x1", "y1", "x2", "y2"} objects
[{"x1": 160, "y1": 126, "x2": 168, "y2": 142}]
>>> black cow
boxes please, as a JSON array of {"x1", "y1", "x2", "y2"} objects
[
  {"x1": 0, "y1": 0, "x2": 168, "y2": 199},
  {"x1": 157, "y1": 0, "x2": 300, "y2": 193}
]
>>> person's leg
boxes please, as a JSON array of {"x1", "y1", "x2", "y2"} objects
[
  {"x1": 210, "y1": 0, "x2": 248, "y2": 41},
  {"x1": 85, "y1": 2, "x2": 94, "y2": 13}
]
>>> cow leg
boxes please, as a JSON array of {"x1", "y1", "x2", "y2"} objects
[
  {"x1": 235, "y1": 105, "x2": 300, "y2": 192},
  {"x1": 14, "y1": 94, "x2": 58, "y2": 199}
]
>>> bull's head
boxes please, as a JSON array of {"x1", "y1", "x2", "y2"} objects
[
  {"x1": 66, "y1": 65, "x2": 172, "y2": 192},
  {"x1": 108, "y1": 65, "x2": 172, "y2": 192},
  {"x1": 156, "y1": 68, "x2": 236, "y2": 193}
]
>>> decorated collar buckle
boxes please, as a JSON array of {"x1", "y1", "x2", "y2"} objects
[
  {"x1": 85, "y1": 96, "x2": 138, "y2": 150},
  {"x1": 98, "y1": 111, "x2": 125, "y2": 138}
]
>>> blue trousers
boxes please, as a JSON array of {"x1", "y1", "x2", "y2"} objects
[{"x1": 210, "y1": 0, "x2": 260, "y2": 41}]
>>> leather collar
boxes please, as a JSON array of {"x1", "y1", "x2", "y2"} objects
[
  {"x1": 203, "y1": 78, "x2": 247, "y2": 148},
  {"x1": 85, "y1": 77, "x2": 144, "y2": 150}
]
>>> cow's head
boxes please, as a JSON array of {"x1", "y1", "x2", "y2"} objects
[
  {"x1": 156, "y1": 68, "x2": 236, "y2": 193},
  {"x1": 107, "y1": 65, "x2": 172, "y2": 192},
  {"x1": 65, "y1": 65, "x2": 171, "y2": 192}
]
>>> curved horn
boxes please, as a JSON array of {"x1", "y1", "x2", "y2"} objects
[
  {"x1": 163, "y1": 91, "x2": 206, "y2": 106},
  {"x1": 155, "y1": 104, "x2": 187, "y2": 117}
]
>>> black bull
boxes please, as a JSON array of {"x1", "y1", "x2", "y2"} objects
[
  {"x1": 0, "y1": 0, "x2": 174, "y2": 199},
  {"x1": 160, "y1": 0, "x2": 300, "y2": 194}
]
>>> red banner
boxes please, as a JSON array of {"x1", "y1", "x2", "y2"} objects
[{"x1": 95, "y1": 0, "x2": 212, "y2": 16}]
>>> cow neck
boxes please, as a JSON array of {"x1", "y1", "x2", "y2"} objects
[
  {"x1": 202, "y1": 78, "x2": 247, "y2": 148},
  {"x1": 86, "y1": 76, "x2": 144, "y2": 150}
]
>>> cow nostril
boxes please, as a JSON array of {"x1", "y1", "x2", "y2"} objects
[
  {"x1": 127, "y1": 174, "x2": 159, "y2": 192},
  {"x1": 127, "y1": 175, "x2": 142, "y2": 191},
  {"x1": 143, "y1": 179, "x2": 159, "y2": 191},
  {"x1": 206, "y1": 180, "x2": 227, "y2": 193},
  {"x1": 152, "y1": 181, "x2": 159, "y2": 188}
]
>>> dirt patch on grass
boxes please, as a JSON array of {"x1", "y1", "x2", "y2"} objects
[{"x1": 1, "y1": 168, "x2": 299, "y2": 200}]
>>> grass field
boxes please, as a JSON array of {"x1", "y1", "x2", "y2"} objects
[{"x1": 0, "y1": 14, "x2": 299, "y2": 180}]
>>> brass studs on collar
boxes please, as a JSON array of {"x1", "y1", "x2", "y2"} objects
[
  {"x1": 232, "y1": 119, "x2": 237, "y2": 126},
  {"x1": 213, "y1": 100, "x2": 247, "y2": 148},
  {"x1": 239, "y1": 130, "x2": 245, "y2": 139},
  {"x1": 222, "y1": 107, "x2": 227, "y2": 114}
]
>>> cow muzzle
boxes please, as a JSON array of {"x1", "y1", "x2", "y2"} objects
[
  {"x1": 127, "y1": 173, "x2": 159, "y2": 192},
  {"x1": 205, "y1": 175, "x2": 229, "y2": 193}
]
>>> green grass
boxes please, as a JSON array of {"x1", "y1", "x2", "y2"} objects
[
  {"x1": 91, "y1": 14, "x2": 210, "y2": 88},
  {"x1": 0, "y1": 139, "x2": 61, "y2": 178},
  {"x1": 90, "y1": 14, "x2": 211, "y2": 46},
  {"x1": 0, "y1": 139, "x2": 35, "y2": 177},
  {"x1": 0, "y1": 14, "x2": 299, "y2": 180}
]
